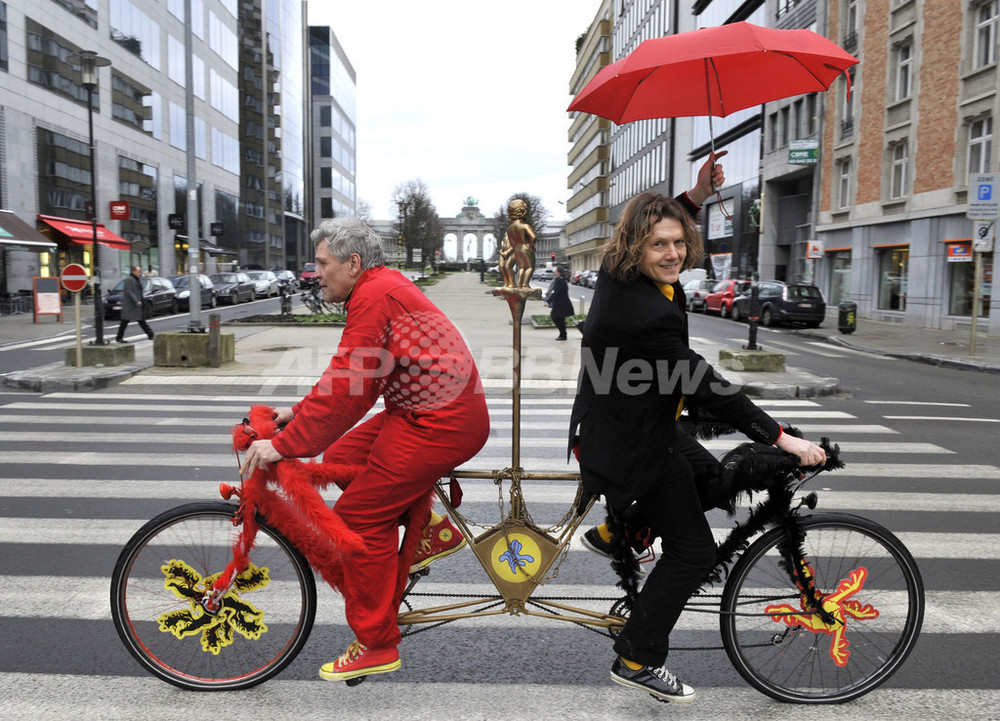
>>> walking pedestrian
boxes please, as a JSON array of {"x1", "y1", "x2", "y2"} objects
[
  {"x1": 116, "y1": 265, "x2": 155, "y2": 342},
  {"x1": 545, "y1": 265, "x2": 574, "y2": 340}
]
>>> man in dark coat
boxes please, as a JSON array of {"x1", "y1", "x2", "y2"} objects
[
  {"x1": 116, "y1": 265, "x2": 154, "y2": 342},
  {"x1": 545, "y1": 265, "x2": 574, "y2": 340}
]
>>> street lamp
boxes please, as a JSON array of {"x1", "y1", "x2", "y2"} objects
[
  {"x1": 396, "y1": 200, "x2": 409, "y2": 269},
  {"x1": 67, "y1": 50, "x2": 112, "y2": 345}
]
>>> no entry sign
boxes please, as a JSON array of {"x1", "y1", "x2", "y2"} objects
[{"x1": 61, "y1": 263, "x2": 89, "y2": 292}]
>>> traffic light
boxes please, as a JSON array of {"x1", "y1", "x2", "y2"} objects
[{"x1": 550, "y1": 253, "x2": 556, "y2": 262}]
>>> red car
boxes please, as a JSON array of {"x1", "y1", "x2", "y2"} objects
[
  {"x1": 299, "y1": 262, "x2": 318, "y2": 288},
  {"x1": 704, "y1": 279, "x2": 751, "y2": 317}
]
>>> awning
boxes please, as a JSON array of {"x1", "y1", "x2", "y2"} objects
[
  {"x1": 0, "y1": 210, "x2": 57, "y2": 251},
  {"x1": 37, "y1": 214, "x2": 130, "y2": 251},
  {"x1": 175, "y1": 235, "x2": 236, "y2": 257}
]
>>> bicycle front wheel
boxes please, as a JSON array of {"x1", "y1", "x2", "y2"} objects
[
  {"x1": 720, "y1": 512, "x2": 923, "y2": 704},
  {"x1": 110, "y1": 502, "x2": 317, "y2": 690}
]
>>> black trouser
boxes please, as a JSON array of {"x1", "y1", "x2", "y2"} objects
[
  {"x1": 117, "y1": 318, "x2": 153, "y2": 340},
  {"x1": 611, "y1": 432, "x2": 719, "y2": 667},
  {"x1": 551, "y1": 312, "x2": 568, "y2": 338}
]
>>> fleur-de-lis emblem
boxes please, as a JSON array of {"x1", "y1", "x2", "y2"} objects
[
  {"x1": 157, "y1": 559, "x2": 269, "y2": 655},
  {"x1": 498, "y1": 539, "x2": 535, "y2": 573}
]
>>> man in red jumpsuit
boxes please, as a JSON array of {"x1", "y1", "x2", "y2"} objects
[{"x1": 240, "y1": 218, "x2": 489, "y2": 682}]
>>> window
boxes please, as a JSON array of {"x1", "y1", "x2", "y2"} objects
[
  {"x1": 320, "y1": 167, "x2": 332, "y2": 188},
  {"x1": 806, "y1": 94, "x2": 817, "y2": 135},
  {"x1": 838, "y1": 159, "x2": 852, "y2": 209},
  {"x1": 780, "y1": 106, "x2": 790, "y2": 147},
  {"x1": 969, "y1": 117, "x2": 993, "y2": 174},
  {"x1": 895, "y1": 42, "x2": 912, "y2": 100},
  {"x1": 768, "y1": 112, "x2": 778, "y2": 151},
  {"x1": 0, "y1": 2, "x2": 9, "y2": 73},
  {"x1": 890, "y1": 142, "x2": 908, "y2": 199},
  {"x1": 841, "y1": 68, "x2": 855, "y2": 139},
  {"x1": 949, "y1": 251, "x2": 992, "y2": 315},
  {"x1": 319, "y1": 105, "x2": 331, "y2": 127},
  {"x1": 877, "y1": 247, "x2": 908, "y2": 311},
  {"x1": 975, "y1": 1, "x2": 999, "y2": 69},
  {"x1": 792, "y1": 100, "x2": 803, "y2": 140}
]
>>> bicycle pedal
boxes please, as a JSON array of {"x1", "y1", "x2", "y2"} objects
[{"x1": 345, "y1": 675, "x2": 367, "y2": 687}]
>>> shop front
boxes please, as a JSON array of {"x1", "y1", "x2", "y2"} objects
[
  {"x1": 0, "y1": 210, "x2": 58, "y2": 309},
  {"x1": 36, "y1": 213, "x2": 131, "y2": 288}
]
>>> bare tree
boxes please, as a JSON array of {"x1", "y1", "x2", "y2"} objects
[
  {"x1": 392, "y1": 179, "x2": 443, "y2": 270},
  {"x1": 355, "y1": 199, "x2": 374, "y2": 224}
]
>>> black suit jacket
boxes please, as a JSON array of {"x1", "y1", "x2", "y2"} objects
[{"x1": 568, "y1": 270, "x2": 780, "y2": 509}]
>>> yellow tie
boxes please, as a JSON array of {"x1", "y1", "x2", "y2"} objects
[{"x1": 656, "y1": 283, "x2": 685, "y2": 419}]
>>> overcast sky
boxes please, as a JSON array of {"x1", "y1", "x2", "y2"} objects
[{"x1": 307, "y1": 1, "x2": 602, "y2": 223}]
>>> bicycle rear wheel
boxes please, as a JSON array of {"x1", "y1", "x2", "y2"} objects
[
  {"x1": 111, "y1": 502, "x2": 317, "y2": 690},
  {"x1": 720, "y1": 512, "x2": 923, "y2": 703}
]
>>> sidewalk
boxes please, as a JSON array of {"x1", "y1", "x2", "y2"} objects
[{"x1": 1, "y1": 271, "x2": 997, "y2": 393}]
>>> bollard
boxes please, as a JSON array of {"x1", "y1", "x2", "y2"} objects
[
  {"x1": 578, "y1": 295, "x2": 586, "y2": 315},
  {"x1": 837, "y1": 301, "x2": 857, "y2": 334},
  {"x1": 207, "y1": 312, "x2": 221, "y2": 367}
]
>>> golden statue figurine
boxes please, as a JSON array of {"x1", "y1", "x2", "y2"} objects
[{"x1": 499, "y1": 199, "x2": 536, "y2": 289}]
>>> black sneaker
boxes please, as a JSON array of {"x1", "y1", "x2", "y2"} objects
[
  {"x1": 610, "y1": 658, "x2": 695, "y2": 704},
  {"x1": 581, "y1": 527, "x2": 614, "y2": 559}
]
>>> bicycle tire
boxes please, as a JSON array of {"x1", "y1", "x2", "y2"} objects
[
  {"x1": 720, "y1": 512, "x2": 923, "y2": 704},
  {"x1": 110, "y1": 502, "x2": 317, "y2": 690}
]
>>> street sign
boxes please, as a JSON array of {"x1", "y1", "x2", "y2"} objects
[
  {"x1": 61, "y1": 263, "x2": 89, "y2": 292},
  {"x1": 109, "y1": 201, "x2": 130, "y2": 220},
  {"x1": 806, "y1": 239, "x2": 824, "y2": 259},
  {"x1": 168, "y1": 213, "x2": 185, "y2": 230},
  {"x1": 967, "y1": 173, "x2": 1000, "y2": 219},
  {"x1": 210, "y1": 221, "x2": 224, "y2": 236},
  {"x1": 789, "y1": 139, "x2": 818, "y2": 165},
  {"x1": 973, "y1": 219, "x2": 995, "y2": 252}
]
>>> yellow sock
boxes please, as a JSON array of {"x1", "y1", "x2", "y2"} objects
[
  {"x1": 428, "y1": 510, "x2": 445, "y2": 526},
  {"x1": 620, "y1": 657, "x2": 643, "y2": 671},
  {"x1": 597, "y1": 523, "x2": 614, "y2": 544}
]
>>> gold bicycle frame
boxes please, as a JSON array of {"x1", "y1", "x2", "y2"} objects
[{"x1": 396, "y1": 287, "x2": 626, "y2": 634}]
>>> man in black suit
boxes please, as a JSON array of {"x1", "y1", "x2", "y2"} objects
[
  {"x1": 569, "y1": 156, "x2": 825, "y2": 704},
  {"x1": 544, "y1": 265, "x2": 574, "y2": 340}
]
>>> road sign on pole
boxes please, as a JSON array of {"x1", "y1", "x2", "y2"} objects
[
  {"x1": 967, "y1": 173, "x2": 1000, "y2": 219},
  {"x1": 61, "y1": 263, "x2": 89, "y2": 367},
  {"x1": 973, "y1": 219, "x2": 995, "y2": 253},
  {"x1": 61, "y1": 263, "x2": 89, "y2": 293}
]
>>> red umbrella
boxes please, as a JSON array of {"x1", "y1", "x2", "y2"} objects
[
  {"x1": 568, "y1": 22, "x2": 857, "y2": 218},
  {"x1": 568, "y1": 21, "x2": 858, "y2": 125}
]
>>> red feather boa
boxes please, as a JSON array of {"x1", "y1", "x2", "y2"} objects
[{"x1": 221, "y1": 405, "x2": 434, "y2": 603}]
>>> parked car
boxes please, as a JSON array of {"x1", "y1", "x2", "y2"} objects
[
  {"x1": 682, "y1": 278, "x2": 717, "y2": 312},
  {"x1": 168, "y1": 274, "x2": 217, "y2": 311},
  {"x1": 704, "y1": 279, "x2": 751, "y2": 317},
  {"x1": 246, "y1": 270, "x2": 280, "y2": 297},
  {"x1": 532, "y1": 267, "x2": 555, "y2": 281},
  {"x1": 731, "y1": 280, "x2": 826, "y2": 327},
  {"x1": 104, "y1": 276, "x2": 178, "y2": 319},
  {"x1": 299, "y1": 262, "x2": 319, "y2": 288},
  {"x1": 486, "y1": 264, "x2": 500, "y2": 275},
  {"x1": 210, "y1": 272, "x2": 255, "y2": 304},
  {"x1": 570, "y1": 269, "x2": 586, "y2": 285},
  {"x1": 582, "y1": 269, "x2": 599, "y2": 288},
  {"x1": 274, "y1": 269, "x2": 298, "y2": 292}
]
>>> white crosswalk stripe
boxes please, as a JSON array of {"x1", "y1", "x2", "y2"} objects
[{"x1": 1, "y1": 389, "x2": 995, "y2": 717}]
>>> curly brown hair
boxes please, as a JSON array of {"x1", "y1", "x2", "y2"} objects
[{"x1": 601, "y1": 193, "x2": 703, "y2": 283}]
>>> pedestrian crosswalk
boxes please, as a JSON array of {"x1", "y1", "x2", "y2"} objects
[{"x1": 1, "y1": 388, "x2": 997, "y2": 718}]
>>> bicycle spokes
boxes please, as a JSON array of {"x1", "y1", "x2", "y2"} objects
[
  {"x1": 765, "y1": 565, "x2": 880, "y2": 667},
  {"x1": 157, "y1": 559, "x2": 271, "y2": 655}
]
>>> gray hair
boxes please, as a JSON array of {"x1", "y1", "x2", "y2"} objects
[{"x1": 310, "y1": 218, "x2": 385, "y2": 269}]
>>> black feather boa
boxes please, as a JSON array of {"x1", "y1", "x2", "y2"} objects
[{"x1": 603, "y1": 436, "x2": 843, "y2": 616}]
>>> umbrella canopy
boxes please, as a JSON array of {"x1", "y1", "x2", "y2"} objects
[{"x1": 568, "y1": 21, "x2": 858, "y2": 124}]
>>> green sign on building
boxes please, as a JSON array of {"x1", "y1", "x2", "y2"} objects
[{"x1": 789, "y1": 139, "x2": 819, "y2": 165}]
